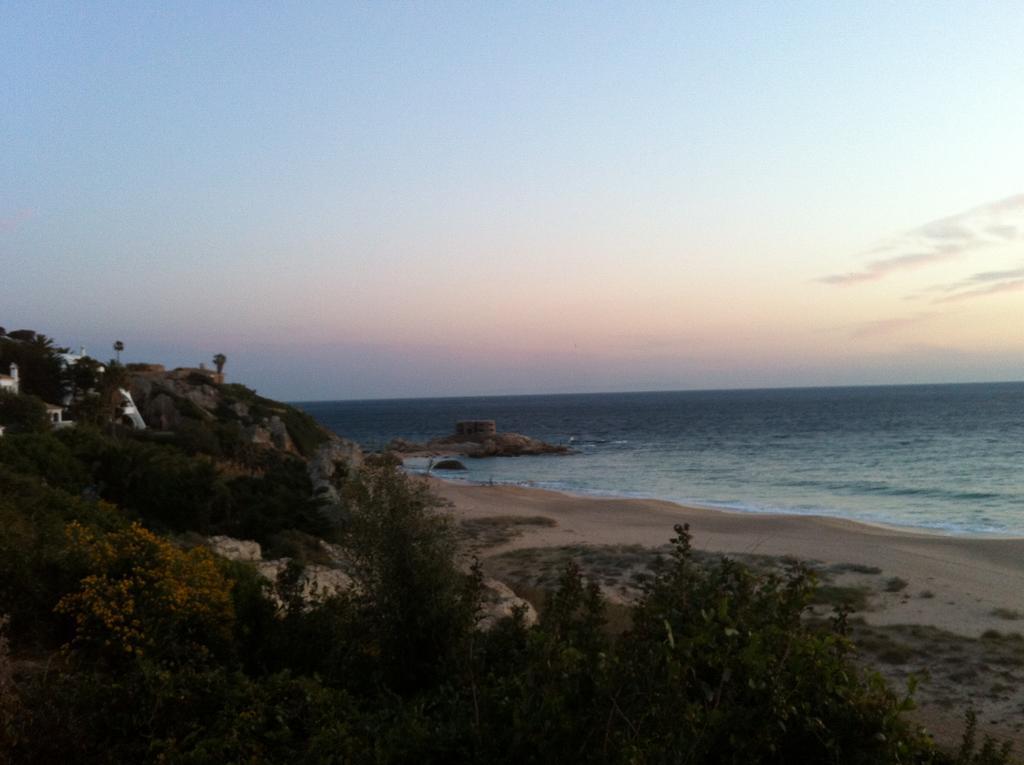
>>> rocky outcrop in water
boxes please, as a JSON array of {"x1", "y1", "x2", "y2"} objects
[{"x1": 388, "y1": 431, "x2": 571, "y2": 458}]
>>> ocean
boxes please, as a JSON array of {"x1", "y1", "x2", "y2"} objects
[{"x1": 296, "y1": 382, "x2": 1024, "y2": 536}]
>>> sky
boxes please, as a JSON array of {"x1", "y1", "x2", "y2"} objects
[{"x1": 2, "y1": 1, "x2": 1023, "y2": 400}]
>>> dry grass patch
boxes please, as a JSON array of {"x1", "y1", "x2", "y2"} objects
[
  {"x1": 457, "y1": 515, "x2": 557, "y2": 550},
  {"x1": 884, "y1": 576, "x2": 909, "y2": 593},
  {"x1": 812, "y1": 585, "x2": 872, "y2": 612},
  {"x1": 842, "y1": 622, "x2": 1024, "y2": 744},
  {"x1": 991, "y1": 608, "x2": 1023, "y2": 621},
  {"x1": 828, "y1": 562, "x2": 883, "y2": 575},
  {"x1": 485, "y1": 543, "x2": 669, "y2": 597}
]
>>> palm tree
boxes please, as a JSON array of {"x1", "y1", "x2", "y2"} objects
[
  {"x1": 213, "y1": 353, "x2": 226, "y2": 375},
  {"x1": 113, "y1": 340, "x2": 124, "y2": 363}
]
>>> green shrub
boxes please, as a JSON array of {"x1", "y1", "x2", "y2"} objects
[
  {"x1": 0, "y1": 392, "x2": 49, "y2": 434},
  {"x1": 0, "y1": 432, "x2": 88, "y2": 492},
  {"x1": 339, "y1": 463, "x2": 480, "y2": 694},
  {"x1": 0, "y1": 466, "x2": 127, "y2": 644}
]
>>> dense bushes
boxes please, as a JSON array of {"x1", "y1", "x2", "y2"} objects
[
  {"x1": 0, "y1": 392, "x2": 49, "y2": 434},
  {"x1": 0, "y1": 417, "x2": 1016, "y2": 763},
  {"x1": 0, "y1": 432, "x2": 87, "y2": 491},
  {"x1": 51, "y1": 425, "x2": 329, "y2": 543},
  {"x1": 56, "y1": 522, "x2": 235, "y2": 666},
  {"x1": 338, "y1": 459, "x2": 480, "y2": 693}
]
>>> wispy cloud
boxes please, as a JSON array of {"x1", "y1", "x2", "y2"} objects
[
  {"x1": 821, "y1": 251, "x2": 958, "y2": 285},
  {"x1": 820, "y1": 193, "x2": 1024, "y2": 286},
  {"x1": 850, "y1": 312, "x2": 936, "y2": 339},
  {"x1": 912, "y1": 262, "x2": 1024, "y2": 304},
  {"x1": 933, "y1": 277, "x2": 1024, "y2": 304}
]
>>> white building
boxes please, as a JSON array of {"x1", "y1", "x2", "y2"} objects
[
  {"x1": 0, "y1": 363, "x2": 19, "y2": 395},
  {"x1": 46, "y1": 404, "x2": 73, "y2": 430},
  {"x1": 59, "y1": 347, "x2": 104, "y2": 372},
  {"x1": 117, "y1": 388, "x2": 147, "y2": 430}
]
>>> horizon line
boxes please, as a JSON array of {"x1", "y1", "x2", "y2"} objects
[{"x1": 289, "y1": 377, "x2": 1024, "y2": 405}]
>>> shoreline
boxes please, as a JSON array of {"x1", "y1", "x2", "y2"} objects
[
  {"x1": 414, "y1": 469, "x2": 1024, "y2": 541},
  {"x1": 427, "y1": 476, "x2": 1024, "y2": 637}
]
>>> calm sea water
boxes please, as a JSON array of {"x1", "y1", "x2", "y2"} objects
[{"x1": 296, "y1": 383, "x2": 1024, "y2": 536}]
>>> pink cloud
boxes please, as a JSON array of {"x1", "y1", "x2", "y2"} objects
[
  {"x1": 932, "y1": 278, "x2": 1024, "y2": 304},
  {"x1": 820, "y1": 192, "x2": 1024, "y2": 286},
  {"x1": 819, "y1": 251, "x2": 957, "y2": 285}
]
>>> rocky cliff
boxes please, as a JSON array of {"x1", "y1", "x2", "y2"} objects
[{"x1": 126, "y1": 367, "x2": 363, "y2": 505}]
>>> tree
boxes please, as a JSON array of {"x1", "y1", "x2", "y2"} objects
[
  {"x1": 64, "y1": 356, "x2": 102, "y2": 403},
  {"x1": 0, "y1": 393, "x2": 49, "y2": 434},
  {"x1": 213, "y1": 353, "x2": 226, "y2": 375},
  {"x1": 0, "y1": 333, "x2": 65, "y2": 403},
  {"x1": 112, "y1": 341, "x2": 124, "y2": 363},
  {"x1": 340, "y1": 462, "x2": 479, "y2": 693}
]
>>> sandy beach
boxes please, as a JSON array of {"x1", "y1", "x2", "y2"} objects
[{"x1": 432, "y1": 478, "x2": 1024, "y2": 746}]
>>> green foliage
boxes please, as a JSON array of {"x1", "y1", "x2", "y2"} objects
[
  {"x1": 0, "y1": 392, "x2": 49, "y2": 434},
  {"x1": 6, "y1": 662, "x2": 369, "y2": 765},
  {"x1": 604, "y1": 526, "x2": 921, "y2": 763},
  {"x1": 64, "y1": 355, "x2": 103, "y2": 402},
  {"x1": 222, "y1": 453, "x2": 331, "y2": 542},
  {"x1": 0, "y1": 465, "x2": 126, "y2": 644},
  {"x1": 338, "y1": 463, "x2": 480, "y2": 693},
  {"x1": 90, "y1": 438, "x2": 224, "y2": 532},
  {"x1": 0, "y1": 432, "x2": 88, "y2": 492},
  {"x1": 218, "y1": 382, "x2": 329, "y2": 457},
  {"x1": 0, "y1": 615, "x2": 18, "y2": 751},
  {"x1": 955, "y1": 711, "x2": 1016, "y2": 765}
]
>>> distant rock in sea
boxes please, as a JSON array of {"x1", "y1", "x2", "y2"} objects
[{"x1": 388, "y1": 431, "x2": 572, "y2": 458}]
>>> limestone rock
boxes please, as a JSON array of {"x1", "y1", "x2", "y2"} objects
[
  {"x1": 255, "y1": 559, "x2": 353, "y2": 605},
  {"x1": 461, "y1": 432, "x2": 571, "y2": 457},
  {"x1": 206, "y1": 535, "x2": 262, "y2": 562},
  {"x1": 184, "y1": 384, "x2": 219, "y2": 413},
  {"x1": 245, "y1": 424, "x2": 274, "y2": 448},
  {"x1": 478, "y1": 578, "x2": 538, "y2": 631},
  {"x1": 146, "y1": 393, "x2": 182, "y2": 430},
  {"x1": 386, "y1": 437, "x2": 426, "y2": 453},
  {"x1": 308, "y1": 438, "x2": 364, "y2": 505},
  {"x1": 266, "y1": 416, "x2": 296, "y2": 452}
]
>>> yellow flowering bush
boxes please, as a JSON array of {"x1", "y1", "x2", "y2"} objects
[{"x1": 56, "y1": 522, "x2": 234, "y2": 663}]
